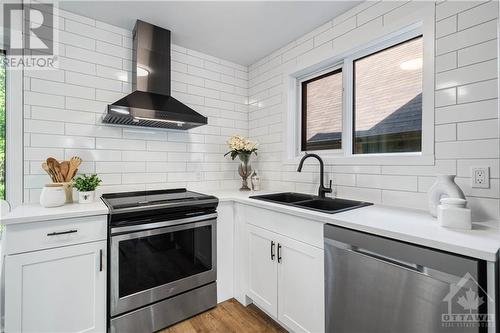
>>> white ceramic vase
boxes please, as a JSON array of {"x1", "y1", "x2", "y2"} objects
[
  {"x1": 40, "y1": 184, "x2": 66, "y2": 208},
  {"x1": 78, "y1": 191, "x2": 95, "y2": 204},
  {"x1": 427, "y1": 175, "x2": 465, "y2": 217}
]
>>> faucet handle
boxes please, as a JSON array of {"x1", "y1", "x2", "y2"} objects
[{"x1": 328, "y1": 179, "x2": 332, "y2": 189}]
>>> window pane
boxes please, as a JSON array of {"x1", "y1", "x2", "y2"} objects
[
  {"x1": 353, "y1": 36, "x2": 422, "y2": 154},
  {"x1": 0, "y1": 52, "x2": 5, "y2": 199},
  {"x1": 302, "y1": 69, "x2": 343, "y2": 151}
]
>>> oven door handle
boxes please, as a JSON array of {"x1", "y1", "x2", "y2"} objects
[{"x1": 111, "y1": 212, "x2": 217, "y2": 234}]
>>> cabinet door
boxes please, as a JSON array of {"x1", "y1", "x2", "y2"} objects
[
  {"x1": 277, "y1": 236, "x2": 324, "y2": 333},
  {"x1": 247, "y1": 225, "x2": 278, "y2": 317},
  {"x1": 5, "y1": 241, "x2": 106, "y2": 333}
]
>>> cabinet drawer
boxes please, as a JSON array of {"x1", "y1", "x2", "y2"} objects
[
  {"x1": 239, "y1": 204, "x2": 324, "y2": 249},
  {"x1": 5, "y1": 215, "x2": 107, "y2": 254}
]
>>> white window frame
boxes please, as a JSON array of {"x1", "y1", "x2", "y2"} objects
[
  {"x1": 0, "y1": 4, "x2": 24, "y2": 208},
  {"x1": 285, "y1": 5, "x2": 435, "y2": 166},
  {"x1": 297, "y1": 62, "x2": 344, "y2": 154}
]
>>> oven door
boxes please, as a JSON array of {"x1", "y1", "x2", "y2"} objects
[{"x1": 110, "y1": 216, "x2": 216, "y2": 316}]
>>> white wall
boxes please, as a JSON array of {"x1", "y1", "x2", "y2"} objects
[
  {"x1": 248, "y1": 1, "x2": 500, "y2": 220},
  {"x1": 23, "y1": 7, "x2": 249, "y2": 202},
  {"x1": 20, "y1": 1, "x2": 500, "y2": 220}
]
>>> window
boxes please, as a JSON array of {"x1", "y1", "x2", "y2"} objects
[
  {"x1": 353, "y1": 36, "x2": 423, "y2": 154},
  {"x1": 0, "y1": 51, "x2": 5, "y2": 199},
  {"x1": 301, "y1": 68, "x2": 343, "y2": 151},
  {"x1": 298, "y1": 32, "x2": 424, "y2": 157}
]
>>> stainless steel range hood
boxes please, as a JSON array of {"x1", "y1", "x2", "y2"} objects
[{"x1": 103, "y1": 20, "x2": 207, "y2": 130}]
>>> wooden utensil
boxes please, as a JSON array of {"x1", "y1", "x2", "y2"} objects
[
  {"x1": 66, "y1": 156, "x2": 83, "y2": 182},
  {"x1": 42, "y1": 162, "x2": 57, "y2": 182},
  {"x1": 47, "y1": 157, "x2": 64, "y2": 183},
  {"x1": 60, "y1": 161, "x2": 70, "y2": 182}
]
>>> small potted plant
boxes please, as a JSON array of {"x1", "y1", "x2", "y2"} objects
[{"x1": 73, "y1": 174, "x2": 102, "y2": 204}]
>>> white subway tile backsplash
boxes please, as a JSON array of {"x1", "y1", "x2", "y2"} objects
[
  {"x1": 436, "y1": 19, "x2": 497, "y2": 55},
  {"x1": 30, "y1": 133, "x2": 95, "y2": 149},
  {"x1": 26, "y1": 119, "x2": 65, "y2": 135},
  {"x1": 435, "y1": 52, "x2": 457, "y2": 73},
  {"x1": 457, "y1": 79, "x2": 498, "y2": 104},
  {"x1": 20, "y1": 1, "x2": 499, "y2": 219},
  {"x1": 458, "y1": 39, "x2": 497, "y2": 67},
  {"x1": 246, "y1": 0, "x2": 499, "y2": 220},
  {"x1": 435, "y1": 87, "x2": 456, "y2": 107},
  {"x1": 65, "y1": 19, "x2": 122, "y2": 46},
  {"x1": 435, "y1": 59, "x2": 497, "y2": 90},
  {"x1": 96, "y1": 138, "x2": 145, "y2": 151},
  {"x1": 66, "y1": 71, "x2": 123, "y2": 92},
  {"x1": 31, "y1": 106, "x2": 95, "y2": 124},
  {"x1": 457, "y1": 119, "x2": 499, "y2": 141},
  {"x1": 65, "y1": 123, "x2": 122, "y2": 138},
  {"x1": 435, "y1": 123, "x2": 457, "y2": 142},
  {"x1": 436, "y1": 99, "x2": 498, "y2": 124},
  {"x1": 436, "y1": 15, "x2": 457, "y2": 38},
  {"x1": 24, "y1": 91, "x2": 65, "y2": 108},
  {"x1": 436, "y1": 139, "x2": 500, "y2": 159},
  {"x1": 457, "y1": 1, "x2": 498, "y2": 30},
  {"x1": 31, "y1": 78, "x2": 95, "y2": 99},
  {"x1": 65, "y1": 45, "x2": 123, "y2": 69}
]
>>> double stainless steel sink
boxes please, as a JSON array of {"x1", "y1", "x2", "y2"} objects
[{"x1": 250, "y1": 192, "x2": 372, "y2": 214}]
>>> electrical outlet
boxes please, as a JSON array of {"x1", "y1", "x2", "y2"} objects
[{"x1": 472, "y1": 167, "x2": 490, "y2": 189}]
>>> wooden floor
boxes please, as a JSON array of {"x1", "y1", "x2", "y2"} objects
[{"x1": 160, "y1": 299, "x2": 287, "y2": 333}]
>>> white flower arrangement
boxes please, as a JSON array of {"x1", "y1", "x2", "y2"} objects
[{"x1": 224, "y1": 135, "x2": 258, "y2": 160}]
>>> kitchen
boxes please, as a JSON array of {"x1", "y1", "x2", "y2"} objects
[{"x1": 0, "y1": 1, "x2": 499, "y2": 332}]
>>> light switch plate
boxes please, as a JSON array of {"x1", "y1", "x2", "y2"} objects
[{"x1": 471, "y1": 167, "x2": 489, "y2": 188}]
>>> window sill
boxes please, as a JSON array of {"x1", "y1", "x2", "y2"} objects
[{"x1": 285, "y1": 152, "x2": 435, "y2": 166}]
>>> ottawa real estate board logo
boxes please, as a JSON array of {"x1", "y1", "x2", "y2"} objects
[
  {"x1": 3, "y1": 2, "x2": 59, "y2": 69},
  {"x1": 442, "y1": 273, "x2": 495, "y2": 329}
]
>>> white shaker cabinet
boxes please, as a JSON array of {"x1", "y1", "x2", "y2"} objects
[
  {"x1": 247, "y1": 224, "x2": 278, "y2": 316},
  {"x1": 245, "y1": 222, "x2": 324, "y2": 333},
  {"x1": 2, "y1": 213, "x2": 108, "y2": 333},
  {"x1": 277, "y1": 235, "x2": 324, "y2": 333},
  {"x1": 5, "y1": 240, "x2": 107, "y2": 333}
]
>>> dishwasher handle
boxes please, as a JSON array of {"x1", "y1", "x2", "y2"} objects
[{"x1": 351, "y1": 246, "x2": 424, "y2": 273}]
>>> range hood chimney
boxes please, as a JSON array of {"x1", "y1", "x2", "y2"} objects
[{"x1": 103, "y1": 20, "x2": 207, "y2": 130}]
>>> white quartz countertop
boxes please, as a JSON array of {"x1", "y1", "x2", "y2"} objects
[
  {"x1": 213, "y1": 190, "x2": 500, "y2": 262},
  {"x1": 1, "y1": 199, "x2": 108, "y2": 225},
  {"x1": 2, "y1": 189, "x2": 500, "y2": 261}
]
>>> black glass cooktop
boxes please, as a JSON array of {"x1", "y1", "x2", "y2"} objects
[{"x1": 101, "y1": 188, "x2": 217, "y2": 210}]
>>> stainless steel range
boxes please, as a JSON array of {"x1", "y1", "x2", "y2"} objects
[{"x1": 101, "y1": 189, "x2": 219, "y2": 333}]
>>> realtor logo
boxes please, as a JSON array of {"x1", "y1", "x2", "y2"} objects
[
  {"x1": 442, "y1": 273, "x2": 495, "y2": 329},
  {"x1": 3, "y1": 2, "x2": 58, "y2": 69}
]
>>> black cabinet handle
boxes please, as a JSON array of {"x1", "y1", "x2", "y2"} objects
[
  {"x1": 47, "y1": 229, "x2": 78, "y2": 236},
  {"x1": 277, "y1": 243, "x2": 282, "y2": 263},
  {"x1": 99, "y1": 249, "x2": 103, "y2": 272},
  {"x1": 271, "y1": 241, "x2": 275, "y2": 261}
]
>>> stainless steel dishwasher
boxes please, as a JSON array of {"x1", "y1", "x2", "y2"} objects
[{"x1": 324, "y1": 224, "x2": 492, "y2": 333}]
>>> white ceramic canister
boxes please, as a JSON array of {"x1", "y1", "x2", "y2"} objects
[
  {"x1": 40, "y1": 184, "x2": 66, "y2": 208},
  {"x1": 78, "y1": 191, "x2": 95, "y2": 204},
  {"x1": 437, "y1": 197, "x2": 472, "y2": 230},
  {"x1": 427, "y1": 175, "x2": 465, "y2": 217}
]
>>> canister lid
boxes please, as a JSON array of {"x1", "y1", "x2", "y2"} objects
[{"x1": 440, "y1": 197, "x2": 467, "y2": 207}]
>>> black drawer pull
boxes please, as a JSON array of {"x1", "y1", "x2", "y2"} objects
[
  {"x1": 271, "y1": 241, "x2": 275, "y2": 261},
  {"x1": 47, "y1": 229, "x2": 78, "y2": 236},
  {"x1": 277, "y1": 243, "x2": 282, "y2": 263},
  {"x1": 99, "y1": 249, "x2": 103, "y2": 272}
]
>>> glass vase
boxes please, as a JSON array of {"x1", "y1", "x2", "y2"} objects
[{"x1": 238, "y1": 153, "x2": 253, "y2": 191}]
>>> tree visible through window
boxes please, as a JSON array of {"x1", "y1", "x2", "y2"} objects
[{"x1": 0, "y1": 51, "x2": 5, "y2": 199}]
